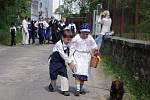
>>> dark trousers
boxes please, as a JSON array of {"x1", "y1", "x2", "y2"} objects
[
  {"x1": 11, "y1": 33, "x2": 16, "y2": 46},
  {"x1": 56, "y1": 31, "x2": 62, "y2": 42},
  {"x1": 51, "y1": 31, "x2": 56, "y2": 44},
  {"x1": 38, "y1": 29, "x2": 45, "y2": 44},
  {"x1": 39, "y1": 35, "x2": 44, "y2": 44},
  {"x1": 49, "y1": 51, "x2": 68, "y2": 80},
  {"x1": 29, "y1": 31, "x2": 35, "y2": 44}
]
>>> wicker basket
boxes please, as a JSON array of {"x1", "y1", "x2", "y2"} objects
[{"x1": 90, "y1": 56, "x2": 99, "y2": 68}]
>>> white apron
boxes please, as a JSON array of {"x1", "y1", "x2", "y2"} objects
[
  {"x1": 70, "y1": 34, "x2": 97, "y2": 77},
  {"x1": 73, "y1": 50, "x2": 91, "y2": 77}
]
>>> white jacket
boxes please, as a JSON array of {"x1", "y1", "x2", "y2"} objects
[
  {"x1": 98, "y1": 16, "x2": 112, "y2": 35},
  {"x1": 22, "y1": 19, "x2": 28, "y2": 33}
]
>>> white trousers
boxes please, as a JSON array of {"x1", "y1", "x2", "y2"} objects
[
  {"x1": 51, "y1": 76, "x2": 69, "y2": 91},
  {"x1": 22, "y1": 30, "x2": 29, "y2": 45}
]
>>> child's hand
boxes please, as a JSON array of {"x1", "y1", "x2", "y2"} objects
[
  {"x1": 94, "y1": 49, "x2": 99, "y2": 56},
  {"x1": 68, "y1": 61, "x2": 75, "y2": 73}
]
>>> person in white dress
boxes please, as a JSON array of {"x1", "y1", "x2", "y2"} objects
[
  {"x1": 70, "y1": 23, "x2": 98, "y2": 96},
  {"x1": 22, "y1": 16, "x2": 29, "y2": 45},
  {"x1": 95, "y1": 10, "x2": 112, "y2": 49}
]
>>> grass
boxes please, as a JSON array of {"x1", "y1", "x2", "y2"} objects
[
  {"x1": 100, "y1": 54, "x2": 150, "y2": 100},
  {"x1": 0, "y1": 29, "x2": 22, "y2": 45}
]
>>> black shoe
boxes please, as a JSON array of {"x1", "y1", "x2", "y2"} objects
[
  {"x1": 48, "y1": 84, "x2": 54, "y2": 92},
  {"x1": 62, "y1": 91, "x2": 70, "y2": 96},
  {"x1": 80, "y1": 90, "x2": 86, "y2": 95},
  {"x1": 75, "y1": 91, "x2": 80, "y2": 96}
]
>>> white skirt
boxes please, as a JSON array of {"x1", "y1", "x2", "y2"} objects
[{"x1": 73, "y1": 50, "x2": 91, "y2": 77}]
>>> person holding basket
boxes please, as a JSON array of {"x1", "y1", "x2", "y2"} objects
[{"x1": 70, "y1": 23, "x2": 99, "y2": 96}]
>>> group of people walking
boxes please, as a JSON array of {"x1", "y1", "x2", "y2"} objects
[
  {"x1": 21, "y1": 16, "x2": 49, "y2": 45},
  {"x1": 21, "y1": 16, "x2": 77, "y2": 45},
  {"x1": 10, "y1": 15, "x2": 77, "y2": 46}
]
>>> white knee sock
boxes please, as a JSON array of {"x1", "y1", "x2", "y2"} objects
[
  {"x1": 76, "y1": 84, "x2": 80, "y2": 91},
  {"x1": 60, "y1": 76, "x2": 69, "y2": 91}
]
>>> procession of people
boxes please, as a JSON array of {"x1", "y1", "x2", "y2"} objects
[
  {"x1": 20, "y1": 16, "x2": 76, "y2": 45},
  {"x1": 10, "y1": 9, "x2": 113, "y2": 97}
]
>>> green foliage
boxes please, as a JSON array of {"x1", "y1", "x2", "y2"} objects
[
  {"x1": 140, "y1": 0, "x2": 150, "y2": 21},
  {"x1": 0, "y1": 0, "x2": 31, "y2": 25},
  {"x1": 0, "y1": 0, "x2": 30, "y2": 44},
  {"x1": 56, "y1": 0, "x2": 102, "y2": 17},
  {"x1": 55, "y1": 5, "x2": 72, "y2": 17},
  {"x1": 87, "y1": 0, "x2": 101, "y2": 11},
  {"x1": 100, "y1": 53, "x2": 150, "y2": 99},
  {"x1": 0, "y1": 30, "x2": 10, "y2": 45},
  {"x1": 55, "y1": 0, "x2": 78, "y2": 17}
]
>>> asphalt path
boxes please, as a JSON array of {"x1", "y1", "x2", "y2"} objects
[{"x1": 0, "y1": 44, "x2": 112, "y2": 100}]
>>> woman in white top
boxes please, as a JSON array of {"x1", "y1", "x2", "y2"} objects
[{"x1": 95, "y1": 10, "x2": 112, "y2": 49}]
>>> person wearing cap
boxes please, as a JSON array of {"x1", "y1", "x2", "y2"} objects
[
  {"x1": 70, "y1": 23, "x2": 98, "y2": 96},
  {"x1": 95, "y1": 10, "x2": 112, "y2": 49},
  {"x1": 48, "y1": 31, "x2": 74, "y2": 96}
]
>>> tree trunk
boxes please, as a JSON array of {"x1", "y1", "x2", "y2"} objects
[
  {"x1": 112, "y1": 0, "x2": 116, "y2": 34},
  {"x1": 120, "y1": 7, "x2": 124, "y2": 36},
  {"x1": 134, "y1": 0, "x2": 140, "y2": 39}
]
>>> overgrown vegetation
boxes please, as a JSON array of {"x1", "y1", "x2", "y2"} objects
[
  {"x1": 100, "y1": 53, "x2": 150, "y2": 100},
  {"x1": 0, "y1": 29, "x2": 22, "y2": 45},
  {"x1": 55, "y1": 0, "x2": 100, "y2": 17},
  {"x1": 0, "y1": 0, "x2": 31, "y2": 44}
]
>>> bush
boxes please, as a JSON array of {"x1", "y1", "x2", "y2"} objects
[{"x1": 0, "y1": 29, "x2": 22, "y2": 45}]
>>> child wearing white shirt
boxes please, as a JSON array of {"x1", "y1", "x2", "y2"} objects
[
  {"x1": 10, "y1": 22, "x2": 17, "y2": 46},
  {"x1": 48, "y1": 31, "x2": 73, "y2": 96}
]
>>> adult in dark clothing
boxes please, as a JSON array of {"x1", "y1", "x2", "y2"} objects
[
  {"x1": 49, "y1": 17, "x2": 58, "y2": 44},
  {"x1": 30, "y1": 20, "x2": 36, "y2": 44}
]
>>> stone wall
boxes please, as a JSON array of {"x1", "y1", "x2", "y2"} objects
[{"x1": 102, "y1": 36, "x2": 150, "y2": 82}]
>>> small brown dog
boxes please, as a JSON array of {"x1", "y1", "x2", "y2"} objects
[{"x1": 110, "y1": 80, "x2": 124, "y2": 100}]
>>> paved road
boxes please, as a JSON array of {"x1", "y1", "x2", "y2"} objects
[{"x1": 0, "y1": 44, "x2": 112, "y2": 100}]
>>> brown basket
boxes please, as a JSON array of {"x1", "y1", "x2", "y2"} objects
[{"x1": 90, "y1": 56, "x2": 99, "y2": 68}]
